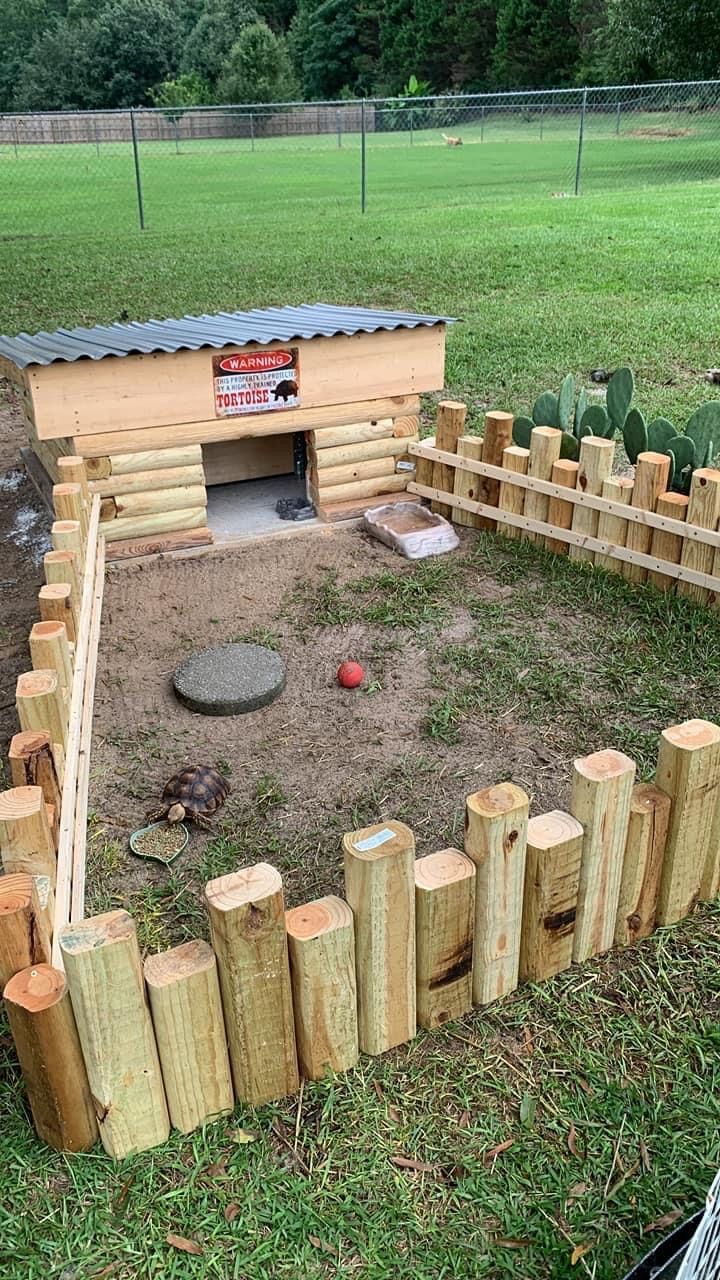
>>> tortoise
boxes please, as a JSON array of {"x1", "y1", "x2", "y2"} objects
[{"x1": 148, "y1": 765, "x2": 230, "y2": 830}]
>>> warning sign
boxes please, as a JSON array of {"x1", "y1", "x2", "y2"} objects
[{"x1": 213, "y1": 348, "x2": 300, "y2": 418}]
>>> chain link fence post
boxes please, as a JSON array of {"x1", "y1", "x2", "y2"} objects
[
  {"x1": 574, "y1": 88, "x2": 588, "y2": 196},
  {"x1": 337, "y1": 109, "x2": 342, "y2": 148},
  {"x1": 129, "y1": 108, "x2": 145, "y2": 230},
  {"x1": 360, "y1": 99, "x2": 367, "y2": 213}
]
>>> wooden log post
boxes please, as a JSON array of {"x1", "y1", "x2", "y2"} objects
[
  {"x1": 0, "y1": 873, "x2": 51, "y2": 988},
  {"x1": 546, "y1": 459, "x2": 579, "y2": 556},
  {"x1": 29, "y1": 621, "x2": 73, "y2": 704},
  {"x1": 479, "y1": 411, "x2": 515, "y2": 531},
  {"x1": 568, "y1": 437, "x2": 615, "y2": 563},
  {"x1": 16, "y1": 670, "x2": 67, "y2": 763},
  {"x1": 570, "y1": 749, "x2": 636, "y2": 962},
  {"x1": 452, "y1": 435, "x2": 485, "y2": 529},
  {"x1": 205, "y1": 863, "x2": 298, "y2": 1105},
  {"x1": 497, "y1": 445, "x2": 529, "y2": 540},
  {"x1": 523, "y1": 427, "x2": 562, "y2": 544},
  {"x1": 595, "y1": 476, "x2": 634, "y2": 573},
  {"x1": 413, "y1": 436, "x2": 435, "y2": 491},
  {"x1": 59, "y1": 910, "x2": 170, "y2": 1157},
  {"x1": 9, "y1": 732, "x2": 62, "y2": 836},
  {"x1": 51, "y1": 519, "x2": 83, "y2": 560},
  {"x1": 44, "y1": 549, "x2": 80, "y2": 602},
  {"x1": 431, "y1": 401, "x2": 467, "y2": 517},
  {"x1": 614, "y1": 783, "x2": 671, "y2": 947},
  {"x1": 702, "y1": 792, "x2": 720, "y2": 903},
  {"x1": 56, "y1": 455, "x2": 90, "y2": 504},
  {"x1": 623, "y1": 452, "x2": 671, "y2": 584},
  {"x1": 343, "y1": 820, "x2": 416, "y2": 1054},
  {"x1": 144, "y1": 939, "x2": 234, "y2": 1134},
  {"x1": 414, "y1": 848, "x2": 475, "y2": 1029},
  {"x1": 39, "y1": 583, "x2": 77, "y2": 646},
  {"x1": 53, "y1": 482, "x2": 87, "y2": 542},
  {"x1": 655, "y1": 720, "x2": 720, "y2": 924},
  {"x1": 519, "y1": 811, "x2": 584, "y2": 983},
  {"x1": 0, "y1": 786, "x2": 57, "y2": 890},
  {"x1": 285, "y1": 896, "x2": 359, "y2": 1079},
  {"x1": 464, "y1": 784, "x2": 529, "y2": 1004},
  {"x1": 677, "y1": 469, "x2": 720, "y2": 605},
  {"x1": 3, "y1": 964, "x2": 98, "y2": 1152},
  {"x1": 648, "y1": 492, "x2": 689, "y2": 591}
]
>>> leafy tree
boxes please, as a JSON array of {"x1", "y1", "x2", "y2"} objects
[
  {"x1": 88, "y1": 0, "x2": 183, "y2": 106},
  {"x1": 149, "y1": 70, "x2": 213, "y2": 108},
  {"x1": 216, "y1": 21, "x2": 298, "y2": 102},
  {"x1": 290, "y1": 0, "x2": 359, "y2": 99},
  {"x1": 13, "y1": 19, "x2": 96, "y2": 110},
  {"x1": 605, "y1": 0, "x2": 720, "y2": 82},
  {"x1": 182, "y1": 0, "x2": 259, "y2": 86},
  {"x1": 491, "y1": 0, "x2": 581, "y2": 88},
  {"x1": 0, "y1": 0, "x2": 68, "y2": 110}
]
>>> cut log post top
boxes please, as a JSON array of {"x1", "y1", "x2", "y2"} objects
[
  {"x1": 342, "y1": 819, "x2": 415, "y2": 865},
  {"x1": 3, "y1": 961, "x2": 98, "y2": 1152},
  {"x1": 56, "y1": 455, "x2": 89, "y2": 497},
  {"x1": 51, "y1": 520, "x2": 82, "y2": 556},
  {"x1": 0, "y1": 785, "x2": 57, "y2": 882},
  {"x1": 465, "y1": 782, "x2": 529, "y2": 849},
  {"x1": 0, "y1": 872, "x2": 52, "y2": 987},
  {"x1": 414, "y1": 847, "x2": 475, "y2": 892},
  {"x1": 285, "y1": 894, "x2": 353, "y2": 942},
  {"x1": 205, "y1": 861, "x2": 283, "y2": 929},
  {"x1": 16, "y1": 669, "x2": 66, "y2": 748}
]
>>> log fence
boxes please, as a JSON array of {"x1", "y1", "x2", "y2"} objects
[
  {"x1": 408, "y1": 412, "x2": 720, "y2": 597},
  {"x1": 3, "y1": 707, "x2": 719, "y2": 1156},
  {"x1": 2, "y1": 419, "x2": 720, "y2": 1160}
]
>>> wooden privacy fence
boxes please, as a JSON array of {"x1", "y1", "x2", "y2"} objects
[
  {"x1": 0, "y1": 456, "x2": 105, "y2": 984},
  {"x1": 409, "y1": 403, "x2": 720, "y2": 602},
  {"x1": 3, "y1": 711, "x2": 720, "y2": 1157}
]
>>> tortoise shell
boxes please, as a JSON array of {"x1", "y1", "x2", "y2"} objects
[{"x1": 162, "y1": 765, "x2": 230, "y2": 817}]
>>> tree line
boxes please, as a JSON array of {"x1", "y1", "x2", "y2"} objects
[{"x1": 2, "y1": 0, "x2": 718, "y2": 115}]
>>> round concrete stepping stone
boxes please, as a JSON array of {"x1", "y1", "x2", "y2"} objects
[{"x1": 173, "y1": 643, "x2": 285, "y2": 716}]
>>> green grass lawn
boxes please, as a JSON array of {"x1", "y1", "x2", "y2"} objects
[{"x1": 1, "y1": 147, "x2": 720, "y2": 1280}]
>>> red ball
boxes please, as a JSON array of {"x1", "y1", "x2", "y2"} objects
[{"x1": 337, "y1": 660, "x2": 364, "y2": 689}]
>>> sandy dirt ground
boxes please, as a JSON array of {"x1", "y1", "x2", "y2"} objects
[
  {"x1": 0, "y1": 381, "x2": 567, "y2": 938},
  {"x1": 90, "y1": 524, "x2": 568, "y2": 929}
]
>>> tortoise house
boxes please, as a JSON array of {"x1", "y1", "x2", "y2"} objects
[{"x1": 0, "y1": 304, "x2": 451, "y2": 561}]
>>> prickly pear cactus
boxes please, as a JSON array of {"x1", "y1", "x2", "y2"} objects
[
  {"x1": 558, "y1": 374, "x2": 575, "y2": 430},
  {"x1": 685, "y1": 401, "x2": 720, "y2": 467},
  {"x1": 665, "y1": 434, "x2": 696, "y2": 490},
  {"x1": 647, "y1": 418, "x2": 677, "y2": 452},
  {"x1": 512, "y1": 416, "x2": 535, "y2": 449},
  {"x1": 606, "y1": 367, "x2": 634, "y2": 431},
  {"x1": 532, "y1": 392, "x2": 560, "y2": 429},
  {"x1": 580, "y1": 404, "x2": 613, "y2": 438},
  {"x1": 623, "y1": 408, "x2": 648, "y2": 465},
  {"x1": 574, "y1": 388, "x2": 588, "y2": 437},
  {"x1": 560, "y1": 431, "x2": 579, "y2": 460}
]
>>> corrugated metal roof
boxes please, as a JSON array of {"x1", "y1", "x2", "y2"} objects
[{"x1": 0, "y1": 304, "x2": 453, "y2": 368}]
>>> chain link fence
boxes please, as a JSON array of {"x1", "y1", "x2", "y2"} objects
[{"x1": 1, "y1": 80, "x2": 719, "y2": 235}]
